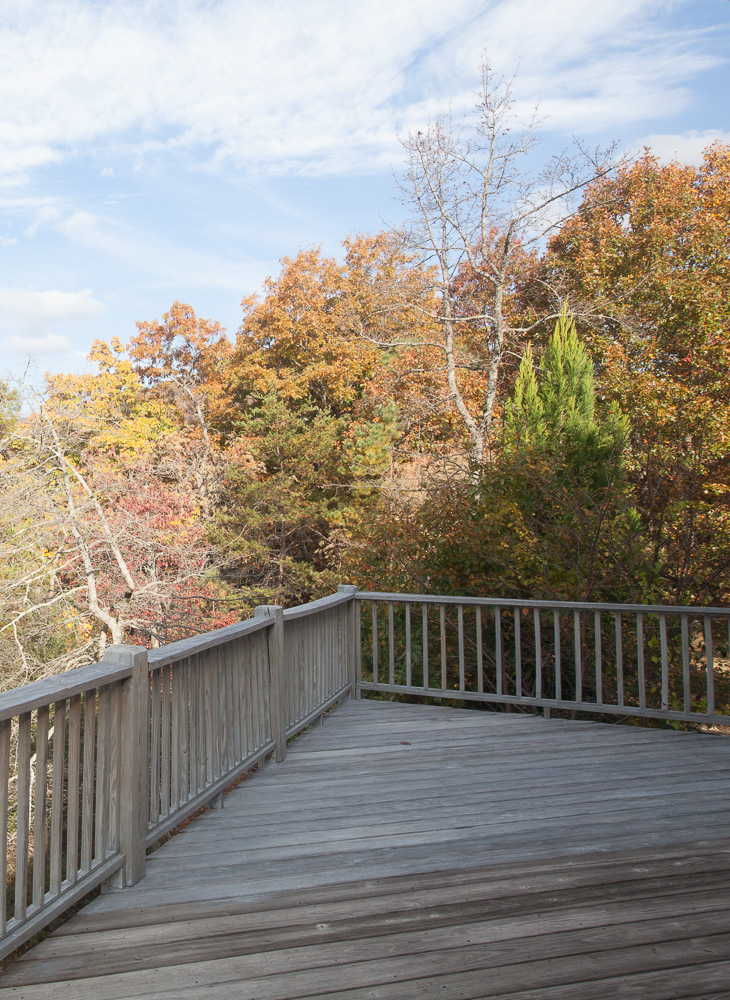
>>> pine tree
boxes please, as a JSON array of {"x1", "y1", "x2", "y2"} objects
[{"x1": 505, "y1": 309, "x2": 628, "y2": 487}]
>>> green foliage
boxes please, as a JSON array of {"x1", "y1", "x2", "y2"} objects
[
  {"x1": 213, "y1": 393, "x2": 355, "y2": 608},
  {"x1": 354, "y1": 314, "x2": 645, "y2": 604},
  {"x1": 504, "y1": 309, "x2": 629, "y2": 487}
]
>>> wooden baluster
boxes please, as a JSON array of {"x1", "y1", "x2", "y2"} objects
[
  {"x1": 183, "y1": 658, "x2": 192, "y2": 798},
  {"x1": 681, "y1": 614, "x2": 690, "y2": 715},
  {"x1": 258, "y1": 630, "x2": 268, "y2": 746},
  {"x1": 230, "y1": 642, "x2": 242, "y2": 765},
  {"x1": 107, "y1": 682, "x2": 121, "y2": 857},
  {"x1": 476, "y1": 606, "x2": 483, "y2": 695},
  {"x1": 217, "y1": 648, "x2": 228, "y2": 776},
  {"x1": 15, "y1": 712, "x2": 32, "y2": 922},
  {"x1": 66, "y1": 694, "x2": 81, "y2": 885},
  {"x1": 553, "y1": 611, "x2": 561, "y2": 702},
  {"x1": 198, "y1": 651, "x2": 208, "y2": 784},
  {"x1": 355, "y1": 599, "x2": 362, "y2": 698},
  {"x1": 637, "y1": 613, "x2": 646, "y2": 711},
  {"x1": 440, "y1": 605, "x2": 447, "y2": 690},
  {"x1": 243, "y1": 639, "x2": 252, "y2": 756},
  {"x1": 405, "y1": 603, "x2": 412, "y2": 688},
  {"x1": 300, "y1": 622, "x2": 307, "y2": 721},
  {"x1": 594, "y1": 611, "x2": 602, "y2": 706},
  {"x1": 422, "y1": 604, "x2": 429, "y2": 689},
  {"x1": 574, "y1": 610, "x2": 582, "y2": 704},
  {"x1": 457, "y1": 605, "x2": 465, "y2": 692},
  {"x1": 328, "y1": 606, "x2": 335, "y2": 697},
  {"x1": 371, "y1": 602, "x2": 379, "y2": 685},
  {"x1": 615, "y1": 612, "x2": 624, "y2": 707},
  {"x1": 705, "y1": 616, "x2": 715, "y2": 717},
  {"x1": 495, "y1": 607, "x2": 503, "y2": 697},
  {"x1": 49, "y1": 700, "x2": 66, "y2": 897},
  {"x1": 514, "y1": 608, "x2": 522, "y2": 699},
  {"x1": 32, "y1": 705, "x2": 50, "y2": 909},
  {"x1": 0, "y1": 719, "x2": 10, "y2": 934},
  {"x1": 388, "y1": 602, "x2": 395, "y2": 686},
  {"x1": 659, "y1": 614, "x2": 669, "y2": 712},
  {"x1": 534, "y1": 609, "x2": 542, "y2": 701},
  {"x1": 149, "y1": 668, "x2": 161, "y2": 825},
  {"x1": 80, "y1": 690, "x2": 96, "y2": 873},
  {"x1": 311, "y1": 614, "x2": 318, "y2": 713},
  {"x1": 94, "y1": 686, "x2": 110, "y2": 865},
  {"x1": 204, "y1": 651, "x2": 215, "y2": 784},
  {"x1": 171, "y1": 664, "x2": 181, "y2": 809},
  {"x1": 258, "y1": 632, "x2": 267, "y2": 748},
  {"x1": 161, "y1": 665, "x2": 172, "y2": 817}
]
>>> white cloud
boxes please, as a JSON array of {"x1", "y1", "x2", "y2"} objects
[
  {"x1": 0, "y1": 287, "x2": 106, "y2": 325},
  {"x1": 24, "y1": 205, "x2": 61, "y2": 237},
  {"x1": 633, "y1": 129, "x2": 730, "y2": 165},
  {"x1": 0, "y1": 288, "x2": 107, "y2": 357},
  {"x1": 2, "y1": 331, "x2": 73, "y2": 356},
  {"x1": 0, "y1": 0, "x2": 723, "y2": 180}
]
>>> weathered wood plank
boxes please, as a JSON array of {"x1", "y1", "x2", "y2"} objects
[{"x1": 2, "y1": 700, "x2": 730, "y2": 998}]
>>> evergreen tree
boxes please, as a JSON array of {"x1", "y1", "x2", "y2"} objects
[
  {"x1": 354, "y1": 313, "x2": 645, "y2": 603},
  {"x1": 504, "y1": 309, "x2": 629, "y2": 488}
]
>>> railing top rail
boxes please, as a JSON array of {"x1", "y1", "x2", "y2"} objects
[
  {"x1": 0, "y1": 659, "x2": 133, "y2": 722},
  {"x1": 282, "y1": 590, "x2": 355, "y2": 621},
  {"x1": 356, "y1": 590, "x2": 730, "y2": 617},
  {"x1": 147, "y1": 615, "x2": 272, "y2": 668}
]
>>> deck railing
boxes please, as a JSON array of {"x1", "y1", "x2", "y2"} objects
[
  {"x1": 1, "y1": 584, "x2": 728, "y2": 960},
  {"x1": 0, "y1": 587, "x2": 356, "y2": 961},
  {"x1": 356, "y1": 592, "x2": 730, "y2": 727}
]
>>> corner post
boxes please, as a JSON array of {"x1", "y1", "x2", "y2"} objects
[
  {"x1": 338, "y1": 585, "x2": 360, "y2": 699},
  {"x1": 255, "y1": 606, "x2": 287, "y2": 762},
  {"x1": 103, "y1": 644, "x2": 149, "y2": 886}
]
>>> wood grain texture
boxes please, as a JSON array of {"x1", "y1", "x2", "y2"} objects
[{"x1": 2, "y1": 699, "x2": 729, "y2": 998}]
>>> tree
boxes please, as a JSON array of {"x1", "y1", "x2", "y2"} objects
[
  {"x1": 226, "y1": 234, "x2": 436, "y2": 423},
  {"x1": 0, "y1": 325, "x2": 245, "y2": 682},
  {"x1": 504, "y1": 309, "x2": 629, "y2": 486},
  {"x1": 130, "y1": 301, "x2": 232, "y2": 505},
  {"x1": 390, "y1": 60, "x2": 618, "y2": 463},
  {"x1": 213, "y1": 393, "x2": 355, "y2": 607},
  {"x1": 548, "y1": 144, "x2": 730, "y2": 603},
  {"x1": 351, "y1": 313, "x2": 641, "y2": 604}
]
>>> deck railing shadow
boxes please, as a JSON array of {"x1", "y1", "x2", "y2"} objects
[{"x1": 0, "y1": 585, "x2": 728, "y2": 959}]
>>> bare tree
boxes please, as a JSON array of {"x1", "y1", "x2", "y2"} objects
[
  {"x1": 0, "y1": 384, "x2": 217, "y2": 684},
  {"x1": 390, "y1": 59, "x2": 620, "y2": 463}
]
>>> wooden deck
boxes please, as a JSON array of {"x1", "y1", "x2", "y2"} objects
[{"x1": 2, "y1": 699, "x2": 730, "y2": 998}]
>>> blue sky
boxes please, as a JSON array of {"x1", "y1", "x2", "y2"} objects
[{"x1": 1, "y1": 0, "x2": 728, "y2": 381}]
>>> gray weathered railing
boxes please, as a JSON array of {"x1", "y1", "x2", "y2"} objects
[
  {"x1": 356, "y1": 592, "x2": 730, "y2": 727},
  {"x1": 2, "y1": 584, "x2": 728, "y2": 961},
  {"x1": 0, "y1": 587, "x2": 356, "y2": 960}
]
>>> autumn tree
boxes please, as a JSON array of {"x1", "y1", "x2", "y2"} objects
[
  {"x1": 0, "y1": 386, "x2": 233, "y2": 678},
  {"x1": 548, "y1": 144, "x2": 730, "y2": 603},
  {"x1": 213, "y1": 394, "x2": 355, "y2": 607},
  {"x1": 130, "y1": 301, "x2": 233, "y2": 505},
  {"x1": 227, "y1": 233, "x2": 432, "y2": 418},
  {"x1": 352, "y1": 313, "x2": 642, "y2": 603},
  {"x1": 390, "y1": 60, "x2": 619, "y2": 463}
]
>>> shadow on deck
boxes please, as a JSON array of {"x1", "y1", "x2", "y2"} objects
[{"x1": 2, "y1": 698, "x2": 730, "y2": 999}]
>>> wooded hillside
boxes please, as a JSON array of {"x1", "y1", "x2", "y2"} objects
[{"x1": 2, "y1": 73, "x2": 729, "y2": 687}]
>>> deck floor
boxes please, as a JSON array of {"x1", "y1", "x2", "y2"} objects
[{"x1": 2, "y1": 699, "x2": 730, "y2": 998}]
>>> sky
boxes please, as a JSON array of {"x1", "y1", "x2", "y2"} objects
[{"x1": 0, "y1": 0, "x2": 728, "y2": 382}]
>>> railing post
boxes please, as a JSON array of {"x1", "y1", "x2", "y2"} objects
[
  {"x1": 255, "y1": 606, "x2": 287, "y2": 762},
  {"x1": 102, "y1": 644, "x2": 149, "y2": 886},
  {"x1": 338, "y1": 585, "x2": 359, "y2": 698}
]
